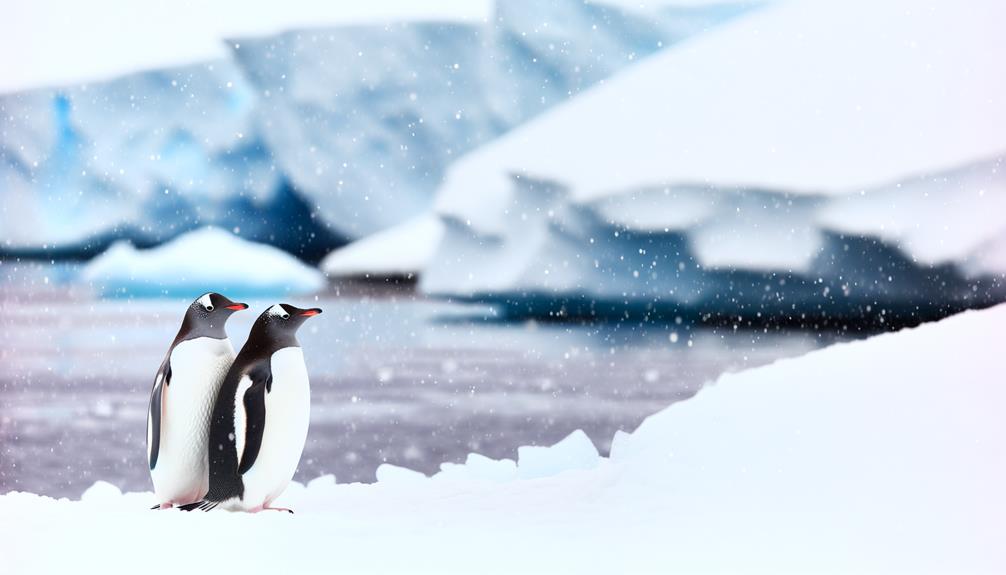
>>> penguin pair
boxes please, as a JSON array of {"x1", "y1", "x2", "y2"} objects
[{"x1": 146, "y1": 293, "x2": 321, "y2": 513}]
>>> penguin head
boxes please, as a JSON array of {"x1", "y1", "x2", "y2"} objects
[
  {"x1": 188, "y1": 292, "x2": 248, "y2": 323},
  {"x1": 259, "y1": 303, "x2": 324, "y2": 335},
  {"x1": 175, "y1": 293, "x2": 248, "y2": 342}
]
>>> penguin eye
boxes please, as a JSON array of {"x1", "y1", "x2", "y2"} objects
[
  {"x1": 205, "y1": 304, "x2": 215, "y2": 312},
  {"x1": 280, "y1": 312, "x2": 290, "y2": 320}
]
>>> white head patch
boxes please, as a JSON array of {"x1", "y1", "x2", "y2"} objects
[
  {"x1": 267, "y1": 304, "x2": 288, "y2": 318},
  {"x1": 197, "y1": 293, "x2": 214, "y2": 309}
]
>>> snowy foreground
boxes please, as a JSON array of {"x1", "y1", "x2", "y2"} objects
[{"x1": 3, "y1": 306, "x2": 1004, "y2": 574}]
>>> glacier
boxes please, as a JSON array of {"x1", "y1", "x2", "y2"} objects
[
  {"x1": 0, "y1": 61, "x2": 341, "y2": 262},
  {"x1": 229, "y1": 0, "x2": 753, "y2": 239},
  {"x1": 0, "y1": 1, "x2": 493, "y2": 93},
  {"x1": 419, "y1": 156, "x2": 1006, "y2": 322},
  {"x1": 410, "y1": 0, "x2": 1006, "y2": 321},
  {"x1": 3, "y1": 303, "x2": 1004, "y2": 573},
  {"x1": 0, "y1": 0, "x2": 752, "y2": 258},
  {"x1": 435, "y1": 0, "x2": 1006, "y2": 233}
]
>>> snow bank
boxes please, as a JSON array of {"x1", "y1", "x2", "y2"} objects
[
  {"x1": 80, "y1": 227, "x2": 325, "y2": 297},
  {"x1": 3, "y1": 304, "x2": 1004, "y2": 573},
  {"x1": 321, "y1": 214, "x2": 444, "y2": 278}
]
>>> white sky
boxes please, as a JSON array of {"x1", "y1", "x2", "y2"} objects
[{"x1": 0, "y1": 0, "x2": 493, "y2": 93}]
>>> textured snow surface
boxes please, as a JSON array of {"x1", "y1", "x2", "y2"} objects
[
  {"x1": 81, "y1": 227, "x2": 325, "y2": 297},
  {"x1": 3, "y1": 305, "x2": 1004, "y2": 574},
  {"x1": 321, "y1": 214, "x2": 444, "y2": 278},
  {"x1": 437, "y1": 0, "x2": 1006, "y2": 232}
]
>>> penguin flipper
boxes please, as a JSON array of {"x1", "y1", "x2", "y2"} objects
[
  {"x1": 238, "y1": 377, "x2": 269, "y2": 475},
  {"x1": 147, "y1": 357, "x2": 172, "y2": 470}
]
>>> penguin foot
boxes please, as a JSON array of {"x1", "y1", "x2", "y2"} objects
[
  {"x1": 250, "y1": 505, "x2": 294, "y2": 514},
  {"x1": 150, "y1": 503, "x2": 174, "y2": 510}
]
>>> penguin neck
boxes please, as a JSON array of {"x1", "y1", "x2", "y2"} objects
[
  {"x1": 173, "y1": 313, "x2": 229, "y2": 346},
  {"x1": 240, "y1": 328, "x2": 300, "y2": 363}
]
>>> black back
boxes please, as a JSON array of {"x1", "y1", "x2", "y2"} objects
[{"x1": 204, "y1": 303, "x2": 323, "y2": 502}]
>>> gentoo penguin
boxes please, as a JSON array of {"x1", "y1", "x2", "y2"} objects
[
  {"x1": 182, "y1": 303, "x2": 322, "y2": 513},
  {"x1": 147, "y1": 292, "x2": 248, "y2": 509}
]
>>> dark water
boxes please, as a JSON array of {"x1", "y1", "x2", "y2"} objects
[{"x1": 0, "y1": 264, "x2": 851, "y2": 498}]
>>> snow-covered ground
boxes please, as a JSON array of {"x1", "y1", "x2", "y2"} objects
[
  {"x1": 81, "y1": 227, "x2": 325, "y2": 297},
  {"x1": 3, "y1": 304, "x2": 1003, "y2": 574}
]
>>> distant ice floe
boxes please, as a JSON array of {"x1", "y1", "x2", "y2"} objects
[
  {"x1": 409, "y1": 0, "x2": 1006, "y2": 320},
  {"x1": 3, "y1": 303, "x2": 1005, "y2": 573},
  {"x1": 321, "y1": 214, "x2": 444, "y2": 279},
  {"x1": 80, "y1": 227, "x2": 325, "y2": 297}
]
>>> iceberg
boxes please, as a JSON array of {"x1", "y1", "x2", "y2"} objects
[
  {"x1": 80, "y1": 226, "x2": 325, "y2": 297},
  {"x1": 417, "y1": 0, "x2": 1006, "y2": 320},
  {"x1": 0, "y1": 61, "x2": 343, "y2": 261},
  {"x1": 320, "y1": 213, "x2": 444, "y2": 279},
  {"x1": 3, "y1": 303, "x2": 1004, "y2": 573},
  {"x1": 0, "y1": 1, "x2": 493, "y2": 93},
  {"x1": 1, "y1": 0, "x2": 750, "y2": 258},
  {"x1": 421, "y1": 159, "x2": 1006, "y2": 321},
  {"x1": 435, "y1": 0, "x2": 1006, "y2": 233},
  {"x1": 229, "y1": 0, "x2": 752, "y2": 239}
]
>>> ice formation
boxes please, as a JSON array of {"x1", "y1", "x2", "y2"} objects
[
  {"x1": 320, "y1": 214, "x2": 444, "y2": 279},
  {"x1": 3, "y1": 303, "x2": 1004, "y2": 573},
  {"x1": 229, "y1": 0, "x2": 750, "y2": 239},
  {"x1": 0, "y1": 0, "x2": 750, "y2": 255},
  {"x1": 416, "y1": 0, "x2": 1006, "y2": 319},
  {"x1": 0, "y1": 61, "x2": 343, "y2": 260},
  {"x1": 436, "y1": 0, "x2": 1006, "y2": 232},
  {"x1": 80, "y1": 226, "x2": 325, "y2": 297},
  {"x1": 419, "y1": 156, "x2": 1006, "y2": 320},
  {"x1": 0, "y1": 1, "x2": 493, "y2": 93}
]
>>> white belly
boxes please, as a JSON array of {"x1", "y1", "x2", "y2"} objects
[
  {"x1": 237, "y1": 347, "x2": 311, "y2": 509},
  {"x1": 150, "y1": 337, "x2": 235, "y2": 504}
]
